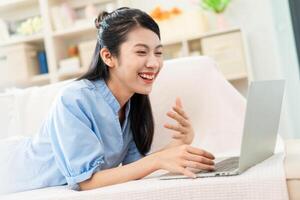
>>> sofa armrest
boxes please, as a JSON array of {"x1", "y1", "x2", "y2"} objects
[
  {"x1": 284, "y1": 139, "x2": 300, "y2": 179},
  {"x1": 284, "y1": 139, "x2": 300, "y2": 200}
]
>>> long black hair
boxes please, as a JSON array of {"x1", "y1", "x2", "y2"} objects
[{"x1": 78, "y1": 7, "x2": 160, "y2": 156}]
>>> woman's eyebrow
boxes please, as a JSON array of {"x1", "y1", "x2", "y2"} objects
[{"x1": 134, "y1": 44, "x2": 163, "y2": 49}]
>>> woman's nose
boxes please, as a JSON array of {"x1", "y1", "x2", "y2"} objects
[{"x1": 146, "y1": 54, "x2": 160, "y2": 68}]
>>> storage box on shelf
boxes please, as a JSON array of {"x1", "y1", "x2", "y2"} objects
[
  {"x1": 161, "y1": 28, "x2": 252, "y2": 96},
  {"x1": 200, "y1": 30, "x2": 248, "y2": 80},
  {"x1": 0, "y1": 43, "x2": 50, "y2": 86},
  {"x1": 162, "y1": 28, "x2": 250, "y2": 80}
]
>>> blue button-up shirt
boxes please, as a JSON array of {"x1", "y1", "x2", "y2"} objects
[{"x1": 0, "y1": 79, "x2": 143, "y2": 194}]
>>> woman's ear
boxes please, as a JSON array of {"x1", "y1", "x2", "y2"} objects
[{"x1": 99, "y1": 47, "x2": 115, "y2": 68}]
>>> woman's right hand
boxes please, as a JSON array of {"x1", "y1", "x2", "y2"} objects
[{"x1": 152, "y1": 145, "x2": 215, "y2": 178}]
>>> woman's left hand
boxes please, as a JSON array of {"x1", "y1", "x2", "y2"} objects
[{"x1": 164, "y1": 97, "x2": 195, "y2": 145}]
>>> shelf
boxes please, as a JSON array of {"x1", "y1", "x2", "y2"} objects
[
  {"x1": 0, "y1": 0, "x2": 38, "y2": 10},
  {"x1": 225, "y1": 73, "x2": 248, "y2": 81},
  {"x1": 52, "y1": 23, "x2": 96, "y2": 39},
  {"x1": 162, "y1": 27, "x2": 241, "y2": 46},
  {"x1": 30, "y1": 74, "x2": 50, "y2": 84},
  {"x1": 0, "y1": 34, "x2": 44, "y2": 47},
  {"x1": 58, "y1": 68, "x2": 86, "y2": 80}
]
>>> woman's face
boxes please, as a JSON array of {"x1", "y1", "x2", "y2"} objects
[{"x1": 109, "y1": 26, "x2": 163, "y2": 95}]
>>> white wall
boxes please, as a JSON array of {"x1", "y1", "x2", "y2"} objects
[
  {"x1": 270, "y1": 0, "x2": 300, "y2": 139},
  {"x1": 223, "y1": 0, "x2": 299, "y2": 138}
]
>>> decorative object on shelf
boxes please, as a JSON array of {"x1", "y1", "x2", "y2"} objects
[
  {"x1": 201, "y1": 0, "x2": 231, "y2": 13},
  {"x1": 61, "y1": 2, "x2": 76, "y2": 26},
  {"x1": 150, "y1": 6, "x2": 182, "y2": 21},
  {"x1": 150, "y1": 6, "x2": 208, "y2": 44},
  {"x1": 3, "y1": 16, "x2": 44, "y2": 39},
  {"x1": 51, "y1": 3, "x2": 76, "y2": 30},
  {"x1": 84, "y1": 4, "x2": 97, "y2": 19},
  {"x1": 74, "y1": 3, "x2": 98, "y2": 27},
  {"x1": 16, "y1": 16, "x2": 43, "y2": 36},
  {"x1": 51, "y1": 6, "x2": 63, "y2": 30},
  {"x1": 58, "y1": 57, "x2": 80, "y2": 74},
  {"x1": 51, "y1": 2, "x2": 115, "y2": 31},
  {"x1": 201, "y1": 0, "x2": 231, "y2": 30},
  {"x1": 58, "y1": 45, "x2": 80, "y2": 74},
  {"x1": 37, "y1": 51, "x2": 48, "y2": 74},
  {"x1": 67, "y1": 45, "x2": 79, "y2": 57}
]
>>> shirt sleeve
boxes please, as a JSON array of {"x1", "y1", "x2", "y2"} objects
[
  {"x1": 47, "y1": 87, "x2": 105, "y2": 188},
  {"x1": 122, "y1": 138, "x2": 144, "y2": 165}
]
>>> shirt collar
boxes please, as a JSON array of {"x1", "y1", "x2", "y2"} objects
[{"x1": 93, "y1": 79, "x2": 131, "y2": 116}]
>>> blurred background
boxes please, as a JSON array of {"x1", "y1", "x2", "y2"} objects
[{"x1": 0, "y1": 0, "x2": 299, "y2": 139}]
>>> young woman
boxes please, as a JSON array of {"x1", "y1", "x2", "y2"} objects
[{"x1": 0, "y1": 7, "x2": 215, "y2": 194}]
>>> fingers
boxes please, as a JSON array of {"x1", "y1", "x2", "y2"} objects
[
  {"x1": 166, "y1": 110, "x2": 189, "y2": 127},
  {"x1": 172, "y1": 106, "x2": 189, "y2": 120},
  {"x1": 165, "y1": 98, "x2": 190, "y2": 131},
  {"x1": 175, "y1": 97, "x2": 183, "y2": 108},
  {"x1": 182, "y1": 168, "x2": 197, "y2": 178},
  {"x1": 182, "y1": 160, "x2": 215, "y2": 171},
  {"x1": 186, "y1": 146, "x2": 215, "y2": 160},
  {"x1": 171, "y1": 132, "x2": 185, "y2": 140},
  {"x1": 164, "y1": 123, "x2": 187, "y2": 135},
  {"x1": 184, "y1": 154, "x2": 215, "y2": 165},
  {"x1": 163, "y1": 158, "x2": 196, "y2": 179},
  {"x1": 176, "y1": 166, "x2": 196, "y2": 178}
]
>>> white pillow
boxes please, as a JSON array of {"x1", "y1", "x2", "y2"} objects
[
  {"x1": 150, "y1": 56, "x2": 246, "y2": 156},
  {"x1": 7, "y1": 80, "x2": 71, "y2": 138}
]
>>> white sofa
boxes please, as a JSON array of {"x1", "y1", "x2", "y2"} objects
[{"x1": 0, "y1": 56, "x2": 299, "y2": 199}]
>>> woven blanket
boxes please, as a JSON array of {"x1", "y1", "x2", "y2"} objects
[{"x1": 2, "y1": 153, "x2": 288, "y2": 200}]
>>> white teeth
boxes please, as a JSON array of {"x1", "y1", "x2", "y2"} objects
[{"x1": 139, "y1": 73, "x2": 155, "y2": 80}]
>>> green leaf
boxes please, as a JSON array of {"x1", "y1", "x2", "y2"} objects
[{"x1": 201, "y1": 0, "x2": 231, "y2": 13}]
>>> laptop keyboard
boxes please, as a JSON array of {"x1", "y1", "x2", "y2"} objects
[{"x1": 215, "y1": 157, "x2": 239, "y2": 172}]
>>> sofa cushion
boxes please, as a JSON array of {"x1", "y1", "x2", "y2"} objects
[
  {"x1": 284, "y1": 139, "x2": 300, "y2": 179},
  {"x1": 1, "y1": 80, "x2": 71, "y2": 138},
  {"x1": 0, "y1": 93, "x2": 15, "y2": 139},
  {"x1": 149, "y1": 56, "x2": 246, "y2": 155}
]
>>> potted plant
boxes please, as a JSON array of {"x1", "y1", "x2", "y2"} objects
[{"x1": 201, "y1": 0, "x2": 231, "y2": 30}]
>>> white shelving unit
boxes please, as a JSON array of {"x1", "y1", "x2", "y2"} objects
[
  {"x1": 0, "y1": 0, "x2": 252, "y2": 95},
  {"x1": 161, "y1": 28, "x2": 253, "y2": 95},
  {"x1": 0, "y1": 0, "x2": 125, "y2": 88}
]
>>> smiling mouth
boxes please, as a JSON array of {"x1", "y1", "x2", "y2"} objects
[{"x1": 138, "y1": 73, "x2": 155, "y2": 80}]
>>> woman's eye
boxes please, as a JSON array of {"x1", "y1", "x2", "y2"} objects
[
  {"x1": 155, "y1": 52, "x2": 163, "y2": 56},
  {"x1": 137, "y1": 51, "x2": 146, "y2": 54}
]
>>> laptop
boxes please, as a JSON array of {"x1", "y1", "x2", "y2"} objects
[{"x1": 160, "y1": 80, "x2": 285, "y2": 180}]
